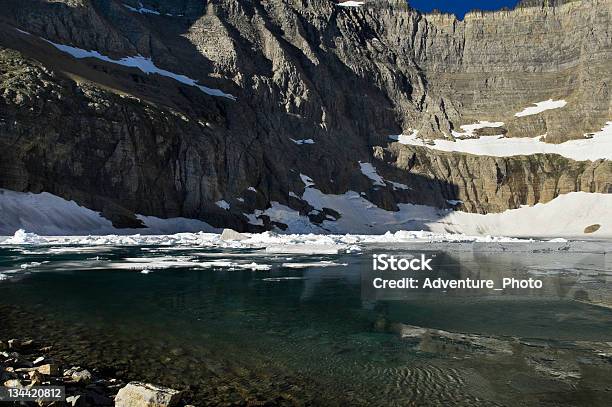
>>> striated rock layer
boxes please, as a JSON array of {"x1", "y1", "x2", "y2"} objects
[{"x1": 0, "y1": 0, "x2": 610, "y2": 232}]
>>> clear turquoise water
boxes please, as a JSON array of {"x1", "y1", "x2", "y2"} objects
[{"x1": 1, "y1": 244, "x2": 611, "y2": 406}]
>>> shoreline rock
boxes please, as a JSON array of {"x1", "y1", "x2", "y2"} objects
[{"x1": 1, "y1": 338, "x2": 187, "y2": 407}]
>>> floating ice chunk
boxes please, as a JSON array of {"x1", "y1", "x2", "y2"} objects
[
  {"x1": 515, "y1": 99, "x2": 567, "y2": 117},
  {"x1": 359, "y1": 162, "x2": 385, "y2": 186},
  {"x1": 290, "y1": 138, "x2": 315, "y2": 145},
  {"x1": 220, "y1": 229, "x2": 248, "y2": 241},
  {"x1": 236, "y1": 262, "x2": 271, "y2": 271},
  {"x1": 20, "y1": 261, "x2": 42, "y2": 269},
  {"x1": 262, "y1": 277, "x2": 306, "y2": 281},
  {"x1": 0, "y1": 273, "x2": 9, "y2": 281},
  {"x1": 346, "y1": 245, "x2": 362, "y2": 253},
  {"x1": 265, "y1": 244, "x2": 342, "y2": 254},
  {"x1": 281, "y1": 261, "x2": 348, "y2": 268},
  {"x1": 45, "y1": 40, "x2": 236, "y2": 99},
  {"x1": 216, "y1": 200, "x2": 230, "y2": 210},
  {"x1": 140, "y1": 269, "x2": 152, "y2": 274},
  {"x1": 3, "y1": 230, "x2": 45, "y2": 245}
]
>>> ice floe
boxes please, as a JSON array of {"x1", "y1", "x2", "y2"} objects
[
  {"x1": 45, "y1": 40, "x2": 235, "y2": 99},
  {"x1": 390, "y1": 121, "x2": 612, "y2": 160},
  {"x1": 281, "y1": 261, "x2": 348, "y2": 268},
  {"x1": 262, "y1": 277, "x2": 307, "y2": 282},
  {"x1": 108, "y1": 256, "x2": 272, "y2": 271}
]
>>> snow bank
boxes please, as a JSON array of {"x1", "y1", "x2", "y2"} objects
[
  {"x1": 45, "y1": 40, "x2": 235, "y2": 99},
  {"x1": 0, "y1": 189, "x2": 218, "y2": 236},
  {"x1": 296, "y1": 188, "x2": 611, "y2": 238},
  {"x1": 1, "y1": 188, "x2": 610, "y2": 242},
  {"x1": 390, "y1": 121, "x2": 612, "y2": 160},
  {"x1": 515, "y1": 99, "x2": 567, "y2": 117}
]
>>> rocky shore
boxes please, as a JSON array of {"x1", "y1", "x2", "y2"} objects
[{"x1": 1, "y1": 338, "x2": 191, "y2": 407}]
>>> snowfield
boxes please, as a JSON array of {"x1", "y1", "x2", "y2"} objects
[
  {"x1": 1, "y1": 188, "x2": 609, "y2": 239},
  {"x1": 0, "y1": 189, "x2": 219, "y2": 236},
  {"x1": 391, "y1": 121, "x2": 612, "y2": 161}
]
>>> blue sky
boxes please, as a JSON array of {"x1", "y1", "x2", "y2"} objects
[{"x1": 409, "y1": 0, "x2": 521, "y2": 19}]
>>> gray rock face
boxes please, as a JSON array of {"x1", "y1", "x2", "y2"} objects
[
  {"x1": 376, "y1": 144, "x2": 612, "y2": 213},
  {"x1": 0, "y1": 0, "x2": 609, "y2": 231}
]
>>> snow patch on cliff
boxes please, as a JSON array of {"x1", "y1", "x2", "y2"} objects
[
  {"x1": 515, "y1": 99, "x2": 567, "y2": 117},
  {"x1": 215, "y1": 200, "x2": 230, "y2": 210},
  {"x1": 123, "y1": 2, "x2": 160, "y2": 15},
  {"x1": 451, "y1": 121, "x2": 505, "y2": 138},
  {"x1": 45, "y1": 40, "x2": 235, "y2": 99},
  {"x1": 290, "y1": 138, "x2": 315, "y2": 145},
  {"x1": 390, "y1": 121, "x2": 612, "y2": 160},
  {"x1": 359, "y1": 162, "x2": 385, "y2": 186},
  {"x1": 338, "y1": 1, "x2": 364, "y2": 7}
]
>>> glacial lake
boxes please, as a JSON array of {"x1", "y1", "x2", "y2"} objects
[{"x1": 1, "y1": 241, "x2": 611, "y2": 406}]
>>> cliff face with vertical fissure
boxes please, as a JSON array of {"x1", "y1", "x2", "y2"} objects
[{"x1": 0, "y1": 0, "x2": 610, "y2": 231}]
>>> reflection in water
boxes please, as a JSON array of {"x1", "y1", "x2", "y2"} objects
[{"x1": 0, "y1": 243, "x2": 611, "y2": 406}]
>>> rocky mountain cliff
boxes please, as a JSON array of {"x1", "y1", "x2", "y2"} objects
[{"x1": 0, "y1": 0, "x2": 610, "y2": 234}]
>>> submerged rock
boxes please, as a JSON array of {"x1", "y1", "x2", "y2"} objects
[
  {"x1": 71, "y1": 369, "x2": 93, "y2": 384},
  {"x1": 115, "y1": 382, "x2": 182, "y2": 407},
  {"x1": 584, "y1": 224, "x2": 601, "y2": 233}
]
